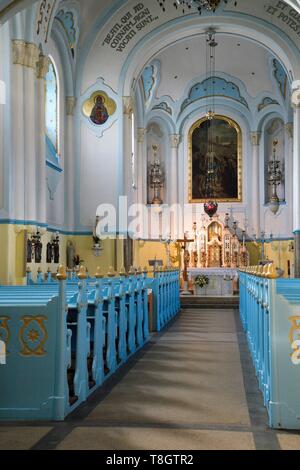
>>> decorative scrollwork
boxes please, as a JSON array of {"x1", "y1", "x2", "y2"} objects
[
  {"x1": 19, "y1": 316, "x2": 48, "y2": 357},
  {"x1": 0, "y1": 317, "x2": 10, "y2": 349}
]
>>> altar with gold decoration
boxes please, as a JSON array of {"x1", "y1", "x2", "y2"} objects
[{"x1": 182, "y1": 213, "x2": 249, "y2": 296}]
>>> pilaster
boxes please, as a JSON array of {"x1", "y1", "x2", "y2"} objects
[
  {"x1": 137, "y1": 128, "x2": 147, "y2": 206},
  {"x1": 65, "y1": 96, "x2": 76, "y2": 229},
  {"x1": 250, "y1": 131, "x2": 262, "y2": 238},
  {"x1": 291, "y1": 82, "x2": 300, "y2": 277}
]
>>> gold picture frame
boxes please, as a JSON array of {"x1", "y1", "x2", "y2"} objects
[{"x1": 188, "y1": 115, "x2": 242, "y2": 203}]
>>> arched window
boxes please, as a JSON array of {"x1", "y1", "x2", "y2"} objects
[{"x1": 45, "y1": 58, "x2": 59, "y2": 161}]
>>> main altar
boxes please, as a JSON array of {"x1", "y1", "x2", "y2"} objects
[{"x1": 181, "y1": 213, "x2": 249, "y2": 296}]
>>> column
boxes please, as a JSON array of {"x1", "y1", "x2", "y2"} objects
[
  {"x1": 36, "y1": 55, "x2": 50, "y2": 225},
  {"x1": 169, "y1": 134, "x2": 180, "y2": 205},
  {"x1": 23, "y1": 42, "x2": 39, "y2": 223},
  {"x1": 65, "y1": 97, "x2": 76, "y2": 229},
  {"x1": 285, "y1": 122, "x2": 293, "y2": 215},
  {"x1": 123, "y1": 96, "x2": 134, "y2": 203},
  {"x1": 169, "y1": 134, "x2": 181, "y2": 240},
  {"x1": 292, "y1": 83, "x2": 300, "y2": 277},
  {"x1": 137, "y1": 128, "x2": 146, "y2": 205},
  {"x1": 11, "y1": 40, "x2": 26, "y2": 221},
  {"x1": 250, "y1": 132, "x2": 261, "y2": 238}
]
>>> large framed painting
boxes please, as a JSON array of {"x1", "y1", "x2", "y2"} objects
[{"x1": 188, "y1": 115, "x2": 242, "y2": 203}]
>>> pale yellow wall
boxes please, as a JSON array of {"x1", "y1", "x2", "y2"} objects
[
  {"x1": 247, "y1": 240, "x2": 295, "y2": 278},
  {"x1": 246, "y1": 241, "x2": 260, "y2": 266},
  {"x1": 0, "y1": 225, "x2": 124, "y2": 285},
  {"x1": 0, "y1": 228, "x2": 295, "y2": 285},
  {"x1": 264, "y1": 240, "x2": 294, "y2": 278},
  {"x1": 133, "y1": 240, "x2": 181, "y2": 269},
  {"x1": 0, "y1": 225, "x2": 17, "y2": 285}
]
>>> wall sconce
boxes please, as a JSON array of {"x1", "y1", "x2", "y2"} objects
[
  {"x1": 268, "y1": 140, "x2": 282, "y2": 215},
  {"x1": 92, "y1": 215, "x2": 103, "y2": 257},
  {"x1": 149, "y1": 145, "x2": 164, "y2": 205},
  {"x1": 289, "y1": 241, "x2": 294, "y2": 253}
]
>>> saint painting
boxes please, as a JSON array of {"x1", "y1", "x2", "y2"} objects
[
  {"x1": 189, "y1": 116, "x2": 242, "y2": 202},
  {"x1": 82, "y1": 90, "x2": 117, "y2": 127},
  {"x1": 90, "y1": 95, "x2": 109, "y2": 125}
]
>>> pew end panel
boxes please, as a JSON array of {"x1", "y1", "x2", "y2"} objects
[
  {"x1": 268, "y1": 280, "x2": 300, "y2": 430},
  {"x1": 0, "y1": 297, "x2": 69, "y2": 421}
]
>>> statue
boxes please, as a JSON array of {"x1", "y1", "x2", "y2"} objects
[
  {"x1": 53, "y1": 240, "x2": 60, "y2": 264},
  {"x1": 90, "y1": 95, "x2": 109, "y2": 125},
  {"x1": 46, "y1": 242, "x2": 53, "y2": 263},
  {"x1": 67, "y1": 241, "x2": 75, "y2": 269},
  {"x1": 34, "y1": 239, "x2": 42, "y2": 263},
  {"x1": 27, "y1": 238, "x2": 32, "y2": 263}
]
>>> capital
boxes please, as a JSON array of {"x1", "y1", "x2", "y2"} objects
[
  {"x1": 250, "y1": 132, "x2": 261, "y2": 146},
  {"x1": 291, "y1": 81, "x2": 300, "y2": 108},
  {"x1": 12, "y1": 40, "x2": 26, "y2": 66},
  {"x1": 169, "y1": 134, "x2": 181, "y2": 149},
  {"x1": 285, "y1": 122, "x2": 293, "y2": 139},
  {"x1": 66, "y1": 97, "x2": 76, "y2": 116},
  {"x1": 137, "y1": 128, "x2": 146, "y2": 143},
  {"x1": 123, "y1": 96, "x2": 134, "y2": 115},
  {"x1": 37, "y1": 55, "x2": 50, "y2": 79},
  {"x1": 24, "y1": 43, "x2": 40, "y2": 69},
  {"x1": 12, "y1": 40, "x2": 40, "y2": 69}
]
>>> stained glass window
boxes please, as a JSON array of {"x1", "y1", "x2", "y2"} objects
[{"x1": 45, "y1": 59, "x2": 58, "y2": 153}]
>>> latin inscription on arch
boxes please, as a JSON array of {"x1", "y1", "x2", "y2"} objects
[
  {"x1": 102, "y1": 3, "x2": 159, "y2": 53},
  {"x1": 265, "y1": 1, "x2": 300, "y2": 36}
]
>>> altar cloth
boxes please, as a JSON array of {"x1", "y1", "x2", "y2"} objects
[{"x1": 187, "y1": 268, "x2": 238, "y2": 296}]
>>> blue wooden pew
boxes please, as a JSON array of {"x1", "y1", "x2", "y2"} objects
[
  {"x1": 239, "y1": 267, "x2": 300, "y2": 429},
  {"x1": 0, "y1": 266, "x2": 180, "y2": 421}
]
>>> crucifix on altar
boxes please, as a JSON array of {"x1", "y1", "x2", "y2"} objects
[{"x1": 177, "y1": 232, "x2": 195, "y2": 294}]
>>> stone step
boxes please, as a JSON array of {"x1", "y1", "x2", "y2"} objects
[{"x1": 180, "y1": 295, "x2": 239, "y2": 309}]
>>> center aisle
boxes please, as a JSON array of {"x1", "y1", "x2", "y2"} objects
[
  {"x1": 4, "y1": 307, "x2": 296, "y2": 450},
  {"x1": 49, "y1": 308, "x2": 276, "y2": 450}
]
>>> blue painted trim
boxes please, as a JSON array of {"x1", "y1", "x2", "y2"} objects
[
  {"x1": 47, "y1": 227, "x2": 93, "y2": 236},
  {"x1": 254, "y1": 237, "x2": 293, "y2": 242},
  {"x1": 46, "y1": 159, "x2": 63, "y2": 173},
  {"x1": 293, "y1": 230, "x2": 300, "y2": 235},
  {"x1": 0, "y1": 219, "x2": 48, "y2": 227}
]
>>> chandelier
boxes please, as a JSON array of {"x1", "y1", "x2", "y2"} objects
[
  {"x1": 268, "y1": 139, "x2": 282, "y2": 215},
  {"x1": 203, "y1": 29, "x2": 218, "y2": 218},
  {"x1": 157, "y1": 0, "x2": 237, "y2": 15}
]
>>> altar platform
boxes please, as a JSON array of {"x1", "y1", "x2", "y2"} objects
[
  {"x1": 187, "y1": 268, "x2": 239, "y2": 297},
  {"x1": 180, "y1": 295, "x2": 239, "y2": 309}
]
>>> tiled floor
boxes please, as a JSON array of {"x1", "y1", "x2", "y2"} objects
[{"x1": 1, "y1": 308, "x2": 300, "y2": 450}]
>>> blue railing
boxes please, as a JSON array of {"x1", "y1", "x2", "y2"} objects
[
  {"x1": 0, "y1": 266, "x2": 180, "y2": 421},
  {"x1": 240, "y1": 266, "x2": 300, "y2": 430}
]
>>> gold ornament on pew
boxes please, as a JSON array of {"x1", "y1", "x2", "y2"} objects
[
  {"x1": 137, "y1": 266, "x2": 143, "y2": 274},
  {"x1": 266, "y1": 263, "x2": 278, "y2": 279},
  {"x1": 107, "y1": 266, "x2": 116, "y2": 277},
  {"x1": 129, "y1": 266, "x2": 136, "y2": 276},
  {"x1": 95, "y1": 266, "x2": 104, "y2": 279},
  {"x1": 119, "y1": 267, "x2": 126, "y2": 277},
  {"x1": 143, "y1": 266, "x2": 148, "y2": 274},
  {"x1": 262, "y1": 265, "x2": 268, "y2": 278},
  {"x1": 78, "y1": 265, "x2": 87, "y2": 280},
  {"x1": 26, "y1": 266, "x2": 31, "y2": 273},
  {"x1": 56, "y1": 265, "x2": 67, "y2": 281}
]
